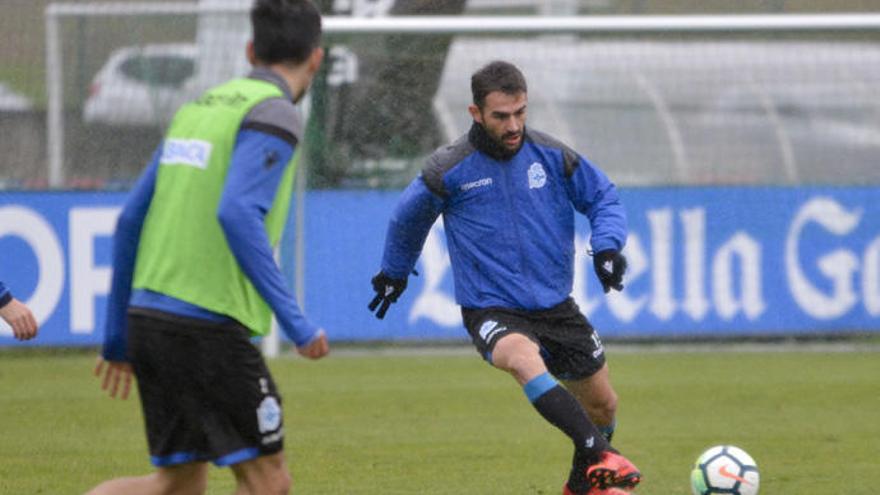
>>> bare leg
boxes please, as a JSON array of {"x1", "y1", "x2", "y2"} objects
[
  {"x1": 228, "y1": 451, "x2": 291, "y2": 495},
  {"x1": 85, "y1": 463, "x2": 208, "y2": 495},
  {"x1": 492, "y1": 332, "x2": 610, "y2": 492},
  {"x1": 563, "y1": 364, "x2": 618, "y2": 431},
  {"x1": 232, "y1": 465, "x2": 251, "y2": 495},
  {"x1": 490, "y1": 332, "x2": 547, "y2": 384},
  {"x1": 491, "y1": 331, "x2": 607, "y2": 452}
]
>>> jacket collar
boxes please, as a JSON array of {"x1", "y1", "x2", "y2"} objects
[
  {"x1": 247, "y1": 67, "x2": 296, "y2": 103},
  {"x1": 467, "y1": 122, "x2": 525, "y2": 162}
]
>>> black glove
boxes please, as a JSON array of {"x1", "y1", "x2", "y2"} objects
[
  {"x1": 368, "y1": 271, "x2": 408, "y2": 319},
  {"x1": 593, "y1": 249, "x2": 627, "y2": 293}
]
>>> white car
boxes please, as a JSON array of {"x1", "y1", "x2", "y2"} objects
[
  {"x1": 83, "y1": 43, "x2": 198, "y2": 126},
  {"x1": 0, "y1": 82, "x2": 33, "y2": 112}
]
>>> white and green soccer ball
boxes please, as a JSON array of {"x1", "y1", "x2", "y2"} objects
[{"x1": 690, "y1": 445, "x2": 760, "y2": 495}]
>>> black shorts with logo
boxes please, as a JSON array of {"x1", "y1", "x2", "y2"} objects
[
  {"x1": 127, "y1": 308, "x2": 283, "y2": 467},
  {"x1": 461, "y1": 298, "x2": 606, "y2": 381}
]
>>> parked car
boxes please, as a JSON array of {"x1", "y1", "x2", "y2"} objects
[
  {"x1": 83, "y1": 43, "x2": 197, "y2": 127},
  {"x1": 0, "y1": 82, "x2": 33, "y2": 112}
]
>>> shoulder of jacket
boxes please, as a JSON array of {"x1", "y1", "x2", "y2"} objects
[
  {"x1": 241, "y1": 97, "x2": 303, "y2": 145},
  {"x1": 526, "y1": 128, "x2": 581, "y2": 178},
  {"x1": 422, "y1": 134, "x2": 475, "y2": 197}
]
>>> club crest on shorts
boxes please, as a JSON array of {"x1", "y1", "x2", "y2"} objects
[
  {"x1": 528, "y1": 162, "x2": 547, "y2": 189},
  {"x1": 478, "y1": 320, "x2": 507, "y2": 343},
  {"x1": 257, "y1": 396, "x2": 282, "y2": 433}
]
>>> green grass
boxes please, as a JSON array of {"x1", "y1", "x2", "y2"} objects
[{"x1": 0, "y1": 348, "x2": 877, "y2": 494}]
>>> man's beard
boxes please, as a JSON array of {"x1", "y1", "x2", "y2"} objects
[
  {"x1": 468, "y1": 122, "x2": 525, "y2": 161},
  {"x1": 496, "y1": 130, "x2": 522, "y2": 151}
]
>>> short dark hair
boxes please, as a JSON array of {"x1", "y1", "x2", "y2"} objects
[
  {"x1": 470, "y1": 61, "x2": 527, "y2": 108},
  {"x1": 251, "y1": 0, "x2": 322, "y2": 65}
]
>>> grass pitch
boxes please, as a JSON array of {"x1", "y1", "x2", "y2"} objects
[{"x1": 0, "y1": 346, "x2": 877, "y2": 494}]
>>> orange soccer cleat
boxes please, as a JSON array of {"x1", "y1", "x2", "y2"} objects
[
  {"x1": 563, "y1": 485, "x2": 632, "y2": 495},
  {"x1": 585, "y1": 451, "x2": 642, "y2": 490}
]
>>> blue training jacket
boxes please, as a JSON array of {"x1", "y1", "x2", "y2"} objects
[
  {"x1": 0, "y1": 281, "x2": 11, "y2": 308},
  {"x1": 380, "y1": 123, "x2": 627, "y2": 311}
]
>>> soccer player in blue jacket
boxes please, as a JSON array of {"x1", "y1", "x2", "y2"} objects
[{"x1": 369, "y1": 61, "x2": 640, "y2": 495}]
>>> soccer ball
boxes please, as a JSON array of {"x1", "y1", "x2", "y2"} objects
[{"x1": 690, "y1": 445, "x2": 760, "y2": 495}]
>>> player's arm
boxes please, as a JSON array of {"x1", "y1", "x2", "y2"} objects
[
  {"x1": 217, "y1": 128, "x2": 323, "y2": 352},
  {"x1": 565, "y1": 156, "x2": 628, "y2": 292},
  {"x1": 101, "y1": 149, "x2": 160, "y2": 362},
  {"x1": 0, "y1": 281, "x2": 38, "y2": 340},
  {"x1": 566, "y1": 156, "x2": 627, "y2": 251},
  {"x1": 369, "y1": 176, "x2": 444, "y2": 318},
  {"x1": 94, "y1": 147, "x2": 160, "y2": 400},
  {"x1": 381, "y1": 176, "x2": 444, "y2": 279}
]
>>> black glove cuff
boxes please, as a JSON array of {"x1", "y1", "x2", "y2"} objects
[{"x1": 0, "y1": 291, "x2": 12, "y2": 309}]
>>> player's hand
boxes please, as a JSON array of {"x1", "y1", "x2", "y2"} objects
[
  {"x1": 93, "y1": 356, "x2": 134, "y2": 400},
  {"x1": 296, "y1": 329, "x2": 329, "y2": 360},
  {"x1": 593, "y1": 249, "x2": 627, "y2": 293},
  {"x1": 0, "y1": 298, "x2": 39, "y2": 340},
  {"x1": 368, "y1": 271, "x2": 407, "y2": 319}
]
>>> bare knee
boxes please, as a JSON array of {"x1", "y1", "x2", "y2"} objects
[
  {"x1": 265, "y1": 453, "x2": 291, "y2": 494},
  {"x1": 491, "y1": 334, "x2": 546, "y2": 384},
  {"x1": 503, "y1": 352, "x2": 545, "y2": 379},
  {"x1": 269, "y1": 466, "x2": 292, "y2": 494},
  {"x1": 254, "y1": 463, "x2": 291, "y2": 495}
]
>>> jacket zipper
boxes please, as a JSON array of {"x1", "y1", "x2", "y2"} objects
[{"x1": 500, "y1": 159, "x2": 538, "y2": 309}]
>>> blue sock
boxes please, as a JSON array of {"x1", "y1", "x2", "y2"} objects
[
  {"x1": 522, "y1": 372, "x2": 607, "y2": 456},
  {"x1": 523, "y1": 372, "x2": 558, "y2": 403},
  {"x1": 599, "y1": 419, "x2": 616, "y2": 443}
]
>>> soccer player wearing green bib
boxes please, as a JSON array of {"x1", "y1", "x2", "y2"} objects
[{"x1": 88, "y1": 1, "x2": 328, "y2": 494}]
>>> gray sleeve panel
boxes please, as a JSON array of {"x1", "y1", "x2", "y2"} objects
[
  {"x1": 242, "y1": 97, "x2": 304, "y2": 143},
  {"x1": 526, "y1": 128, "x2": 581, "y2": 178},
  {"x1": 421, "y1": 134, "x2": 475, "y2": 198}
]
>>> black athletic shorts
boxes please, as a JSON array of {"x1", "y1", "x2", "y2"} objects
[
  {"x1": 127, "y1": 308, "x2": 283, "y2": 467},
  {"x1": 461, "y1": 298, "x2": 606, "y2": 381}
]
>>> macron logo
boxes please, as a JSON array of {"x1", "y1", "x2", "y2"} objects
[
  {"x1": 160, "y1": 138, "x2": 212, "y2": 170},
  {"x1": 460, "y1": 177, "x2": 493, "y2": 192}
]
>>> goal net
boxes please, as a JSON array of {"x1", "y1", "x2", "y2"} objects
[{"x1": 38, "y1": 5, "x2": 880, "y2": 190}]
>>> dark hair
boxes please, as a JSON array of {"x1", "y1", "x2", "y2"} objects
[
  {"x1": 470, "y1": 61, "x2": 527, "y2": 108},
  {"x1": 251, "y1": 0, "x2": 322, "y2": 65}
]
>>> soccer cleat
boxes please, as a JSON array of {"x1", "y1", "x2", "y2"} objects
[
  {"x1": 586, "y1": 451, "x2": 642, "y2": 490},
  {"x1": 591, "y1": 489, "x2": 631, "y2": 495},
  {"x1": 563, "y1": 485, "x2": 632, "y2": 495}
]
